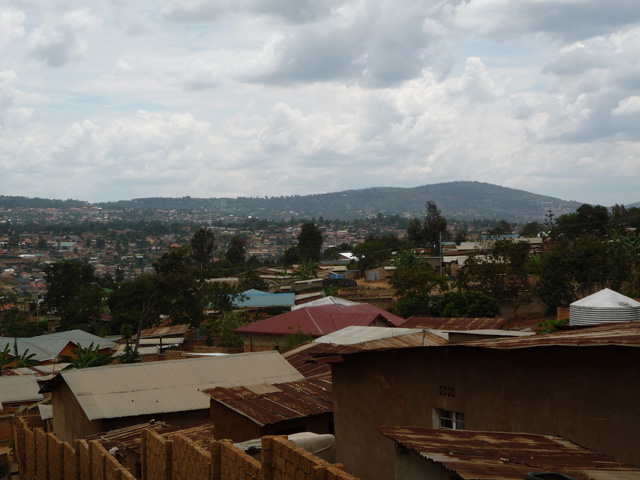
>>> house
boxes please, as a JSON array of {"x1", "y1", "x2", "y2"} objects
[
  {"x1": 282, "y1": 326, "x2": 448, "y2": 377},
  {"x1": 379, "y1": 426, "x2": 640, "y2": 480},
  {"x1": 327, "y1": 321, "x2": 640, "y2": 480},
  {"x1": 235, "y1": 303, "x2": 405, "y2": 352},
  {"x1": 232, "y1": 289, "x2": 296, "y2": 310},
  {"x1": 0, "y1": 329, "x2": 116, "y2": 367},
  {"x1": 204, "y1": 374, "x2": 333, "y2": 442},
  {"x1": 42, "y1": 350, "x2": 303, "y2": 442},
  {"x1": 0, "y1": 375, "x2": 44, "y2": 415},
  {"x1": 401, "y1": 316, "x2": 508, "y2": 330}
]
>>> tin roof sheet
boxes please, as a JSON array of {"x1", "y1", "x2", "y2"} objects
[
  {"x1": 203, "y1": 374, "x2": 332, "y2": 426},
  {"x1": 402, "y1": 317, "x2": 508, "y2": 331},
  {"x1": 235, "y1": 303, "x2": 405, "y2": 337},
  {"x1": 0, "y1": 375, "x2": 44, "y2": 404},
  {"x1": 378, "y1": 426, "x2": 640, "y2": 480},
  {"x1": 282, "y1": 329, "x2": 446, "y2": 377},
  {"x1": 464, "y1": 321, "x2": 640, "y2": 349},
  {"x1": 0, "y1": 329, "x2": 116, "y2": 361},
  {"x1": 233, "y1": 290, "x2": 296, "y2": 308},
  {"x1": 88, "y1": 420, "x2": 215, "y2": 453},
  {"x1": 57, "y1": 351, "x2": 303, "y2": 420},
  {"x1": 138, "y1": 324, "x2": 190, "y2": 338}
]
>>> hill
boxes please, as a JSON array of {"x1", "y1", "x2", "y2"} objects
[
  {"x1": 94, "y1": 181, "x2": 581, "y2": 221},
  {"x1": 0, "y1": 182, "x2": 584, "y2": 222}
]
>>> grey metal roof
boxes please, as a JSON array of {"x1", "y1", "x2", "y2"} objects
[
  {"x1": 58, "y1": 351, "x2": 304, "y2": 420},
  {"x1": 0, "y1": 375, "x2": 44, "y2": 404},
  {"x1": 0, "y1": 329, "x2": 117, "y2": 362},
  {"x1": 314, "y1": 326, "x2": 428, "y2": 345}
]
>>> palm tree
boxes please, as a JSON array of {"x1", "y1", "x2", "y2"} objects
[{"x1": 59, "y1": 342, "x2": 113, "y2": 369}]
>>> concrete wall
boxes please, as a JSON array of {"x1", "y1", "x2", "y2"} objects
[
  {"x1": 332, "y1": 345, "x2": 640, "y2": 480},
  {"x1": 14, "y1": 415, "x2": 360, "y2": 480}
]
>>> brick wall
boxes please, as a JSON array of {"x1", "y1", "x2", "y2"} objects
[
  {"x1": 15, "y1": 413, "x2": 360, "y2": 480},
  {"x1": 141, "y1": 429, "x2": 171, "y2": 480},
  {"x1": 171, "y1": 433, "x2": 211, "y2": 480},
  {"x1": 0, "y1": 416, "x2": 13, "y2": 445}
]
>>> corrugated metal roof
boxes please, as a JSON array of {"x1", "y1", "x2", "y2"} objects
[
  {"x1": 464, "y1": 321, "x2": 640, "y2": 349},
  {"x1": 402, "y1": 317, "x2": 508, "y2": 331},
  {"x1": 290, "y1": 296, "x2": 359, "y2": 310},
  {"x1": 235, "y1": 303, "x2": 405, "y2": 337},
  {"x1": 138, "y1": 324, "x2": 191, "y2": 338},
  {"x1": 282, "y1": 329, "x2": 447, "y2": 377},
  {"x1": 315, "y1": 326, "x2": 443, "y2": 345},
  {"x1": 232, "y1": 290, "x2": 296, "y2": 308},
  {"x1": 89, "y1": 421, "x2": 214, "y2": 454},
  {"x1": 203, "y1": 374, "x2": 332, "y2": 426},
  {"x1": 57, "y1": 351, "x2": 304, "y2": 420},
  {"x1": 0, "y1": 329, "x2": 116, "y2": 361},
  {"x1": 0, "y1": 375, "x2": 44, "y2": 404},
  {"x1": 378, "y1": 426, "x2": 640, "y2": 480}
]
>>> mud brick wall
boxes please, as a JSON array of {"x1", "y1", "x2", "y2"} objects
[
  {"x1": 141, "y1": 428, "x2": 172, "y2": 480},
  {"x1": 170, "y1": 433, "x2": 211, "y2": 480},
  {"x1": 105, "y1": 447, "x2": 136, "y2": 480},
  {"x1": 217, "y1": 439, "x2": 261, "y2": 480},
  {"x1": 63, "y1": 442, "x2": 77, "y2": 480},
  {"x1": 24, "y1": 426, "x2": 36, "y2": 480},
  {"x1": 267, "y1": 436, "x2": 358, "y2": 480},
  {"x1": 47, "y1": 433, "x2": 65, "y2": 480},
  {"x1": 34, "y1": 428, "x2": 48, "y2": 480},
  {"x1": 90, "y1": 440, "x2": 108, "y2": 480},
  {"x1": 76, "y1": 440, "x2": 91, "y2": 480},
  {"x1": 0, "y1": 415, "x2": 13, "y2": 445}
]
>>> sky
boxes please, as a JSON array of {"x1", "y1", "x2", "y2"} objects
[{"x1": 1, "y1": 1, "x2": 640, "y2": 206}]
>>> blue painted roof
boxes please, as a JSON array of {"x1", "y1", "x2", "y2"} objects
[{"x1": 233, "y1": 289, "x2": 296, "y2": 308}]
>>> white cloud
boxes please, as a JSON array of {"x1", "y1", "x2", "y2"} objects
[
  {"x1": 27, "y1": 9, "x2": 102, "y2": 66},
  {"x1": 0, "y1": 8, "x2": 26, "y2": 48},
  {"x1": 612, "y1": 96, "x2": 640, "y2": 116}
]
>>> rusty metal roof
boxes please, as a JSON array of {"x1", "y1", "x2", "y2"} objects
[
  {"x1": 464, "y1": 321, "x2": 640, "y2": 349},
  {"x1": 378, "y1": 426, "x2": 640, "y2": 480},
  {"x1": 402, "y1": 316, "x2": 508, "y2": 330},
  {"x1": 138, "y1": 323, "x2": 190, "y2": 338},
  {"x1": 89, "y1": 421, "x2": 214, "y2": 453},
  {"x1": 203, "y1": 374, "x2": 332, "y2": 427},
  {"x1": 282, "y1": 329, "x2": 447, "y2": 377}
]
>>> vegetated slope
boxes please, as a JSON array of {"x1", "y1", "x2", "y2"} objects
[{"x1": 95, "y1": 181, "x2": 583, "y2": 221}]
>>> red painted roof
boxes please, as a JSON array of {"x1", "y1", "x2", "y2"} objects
[{"x1": 235, "y1": 303, "x2": 405, "y2": 337}]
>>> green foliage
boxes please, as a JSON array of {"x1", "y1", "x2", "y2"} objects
[
  {"x1": 423, "y1": 201, "x2": 448, "y2": 253},
  {"x1": 520, "y1": 221, "x2": 542, "y2": 237},
  {"x1": 532, "y1": 236, "x2": 630, "y2": 314},
  {"x1": 297, "y1": 222, "x2": 323, "y2": 262},
  {"x1": 0, "y1": 344, "x2": 12, "y2": 376},
  {"x1": 536, "y1": 317, "x2": 569, "y2": 334},
  {"x1": 281, "y1": 327, "x2": 314, "y2": 352},
  {"x1": 200, "y1": 310, "x2": 248, "y2": 348},
  {"x1": 225, "y1": 236, "x2": 247, "y2": 267},
  {"x1": 108, "y1": 274, "x2": 161, "y2": 334},
  {"x1": 238, "y1": 270, "x2": 269, "y2": 291},
  {"x1": 552, "y1": 204, "x2": 609, "y2": 239},
  {"x1": 392, "y1": 293, "x2": 432, "y2": 318},
  {"x1": 190, "y1": 227, "x2": 216, "y2": 270},
  {"x1": 118, "y1": 344, "x2": 141, "y2": 364},
  {"x1": 393, "y1": 250, "x2": 448, "y2": 298},
  {"x1": 44, "y1": 260, "x2": 104, "y2": 331},
  {"x1": 351, "y1": 234, "x2": 406, "y2": 273},
  {"x1": 60, "y1": 342, "x2": 113, "y2": 369},
  {"x1": 455, "y1": 239, "x2": 530, "y2": 312},
  {"x1": 430, "y1": 291, "x2": 500, "y2": 318}
]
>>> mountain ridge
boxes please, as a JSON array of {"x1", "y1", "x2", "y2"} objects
[{"x1": 1, "y1": 181, "x2": 590, "y2": 221}]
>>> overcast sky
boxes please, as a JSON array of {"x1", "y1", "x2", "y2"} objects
[{"x1": 1, "y1": 1, "x2": 639, "y2": 205}]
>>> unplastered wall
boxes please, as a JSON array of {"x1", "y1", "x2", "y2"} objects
[{"x1": 15, "y1": 415, "x2": 360, "y2": 480}]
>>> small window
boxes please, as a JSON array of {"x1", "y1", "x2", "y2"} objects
[
  {"x1": 438, "y1": 409, "x2": 465, "y2": 430},
  {"x1": 9, "y1": 404, "x2": 22, "y2": 408}
]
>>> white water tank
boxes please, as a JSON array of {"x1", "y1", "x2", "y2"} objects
[{"x1": 569, "y1": 288, "x2": 640, "y2": 326}]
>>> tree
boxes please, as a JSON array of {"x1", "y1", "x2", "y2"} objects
[
  {"x1": 422, "y1": 201, "x2": 447, "y2": 254},
  {"x1": 520, "y1": 221, "x2": 542, "y2": 237},
  {"x1": 200, "y1": 310, "x2": 248, "y2": 348},
  {"x1": 190, "y1": 227, "x2": 216, "y2": 270},
  {"x1": 225, "y1": 236, "x2": 247, "y2": 267},
  {"x1": 532, "y1": 236, "x2": 630, "y2": 314},
  {"x1": 455, "y1": 239, "x2": 531, "y2": 315},
  {"x1": 430, "y1": 291, "x2": 500, "y2": 318},
  {"x1": 43, "y1": 260, "x2": 104, "y2": 331},
  {"x1": 297, "y1": 222, "x2": 323, "y2": 262},
  {"x1": 407, "y1": 218, "x2": 424, "y2": 246}
]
